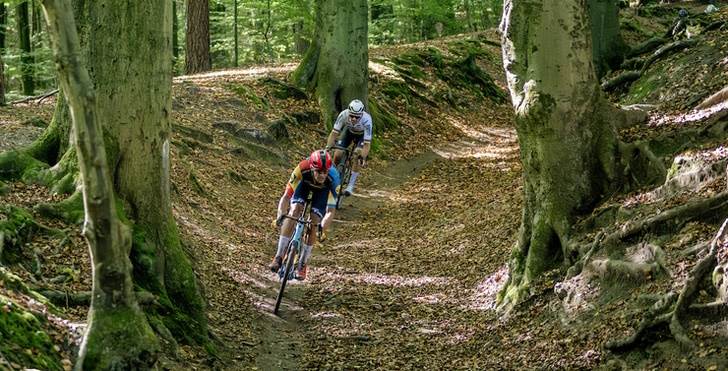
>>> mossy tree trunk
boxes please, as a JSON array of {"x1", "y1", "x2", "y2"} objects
[
  {"x1": 498, "y1": 0, "x2": 623, "y2": 310},
  {"x1": 41, "y1": 0, "x2": 159, "y2": 369},
  {"x1": 0, "y1": 50, "x2": 4, "y2": 106},
  {"x1": 17, "y1": 0, "x2": 35, "y2": 95},
  {"x1": 185, "y1": 0, "x2": 211, "y2": 74},
  {"x1": 587, "y1": 0, "x2": 627, "y2": 79},
  {"x1": 0, "y1": 3, "x2": 5, "y2": 106},
  {"x1": 291, "y1": 0, "x2": 368, "y2": 127},
  {"x1": 87, "y1": 0, "x2": 208, "y2": 344},
  {"x1": 0, "y1": 3, "x2": 6, "y2": 50}
]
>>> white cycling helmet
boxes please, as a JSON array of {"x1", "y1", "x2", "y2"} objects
[{"x1": 348, "y1": 99, "x2": 365, "y2": 115}]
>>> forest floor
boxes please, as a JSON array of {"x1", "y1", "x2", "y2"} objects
[{"x1": 2, "y1": 3, "x2": 728, "y2": 370}]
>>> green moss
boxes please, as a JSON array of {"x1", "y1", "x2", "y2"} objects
[
  {"x1": 226, "y1": 83, "x2": 269, "y2": 110},
  {"x1": 0, "y1": 181, "x2": 7, "y2": 196},
  {"x1": 0, "y1": 295, "x2": 63, "y2": 370},
  {"x1": 34, "y1": 191, "x2": 84, "y2": 224},
  {"x1": 0, "y1": 150, "x2": 49, "y2": 182},
  {"x1": 80, "y1": 306, "x2": 158, "y2": 370},
  {"x1": 368, "y1": 98, "x2": 399, "y2": 133},
  {"x1": 130, "y1": 224, "x2": 209, "y2": 348},
  {"x1": 0, "y1": 205, "x2": 38, "y2": 264}
]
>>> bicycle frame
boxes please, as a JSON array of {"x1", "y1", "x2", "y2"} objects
[
  {"x1": 332, "y1": 144, "x2": 353, "y2": 209},
  {"x1": 274, "y1": 199, "x2": 311, "y2": 314}
]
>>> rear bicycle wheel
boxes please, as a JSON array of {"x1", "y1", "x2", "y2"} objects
[{"x1": 274, "y1": 243, "x2": 297, "y2": 315}]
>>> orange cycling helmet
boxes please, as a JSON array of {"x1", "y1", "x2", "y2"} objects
[{"x1": 309, "y1": 149, "x2": 332, "y2": 171}]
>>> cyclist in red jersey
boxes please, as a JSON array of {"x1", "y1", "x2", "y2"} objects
[{"x1": 269, "y1": 150, "x2": 340, "y2": 280}]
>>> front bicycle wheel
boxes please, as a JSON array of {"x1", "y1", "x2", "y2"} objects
[
  {"x1": 274, "y1": 244, "x2": 297, "y2": 315},
  {"x1": 336, "y1": 163, "x2": 351, "y2": 210}
]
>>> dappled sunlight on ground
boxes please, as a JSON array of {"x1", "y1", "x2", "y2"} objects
[
  {"x1": 315, "y1": 266, "x2": 452, "y2": 287},
  {"x1": 173, "y1": 63, "x2": 298, "y2": 82},
  {"x1": 465, "y1": 265, "x2": 509, "y2": 311},
  {"x1": 649, "y1": 101, "x2": 728, "y2": 127},
  {"x1": 432, "y1": 116, "x2": 519, "y2": 162}
]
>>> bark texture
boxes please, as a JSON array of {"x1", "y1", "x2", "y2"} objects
[
  {"x1": 498, "y1": 0, "x2": 621, "y2": 310},
  {"x1": 587, "y1": 0, "x2": 627, "y2": 78},
  {"x1": 17, "y1": 1, "x2": 35, "y2": 95},
  {"x1": 41, "y1": 0, "x2": 159, "y2": 369},
  {"x1": 291, "y1": 0, "x2": 368, "y2": 126},
  {"x1": 87, "y1": 0, "x2": 207, "y2": 343},
  {"x1": 185, "y1": 0, "x2": 211, "y2": 74}
]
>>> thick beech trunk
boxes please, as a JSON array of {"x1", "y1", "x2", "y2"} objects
[
  {"x1": 41, "y1": 0, "x2": 159, "y2": 369},
  {"x1": 185, "y1": 0, "x2": 211, "y2": 74},
  {"x1": 17, "y1": 1, "x2": 35, "y2": 95},
  {"x1": 87, "y1": 0, "x2": 207, "y2": 343},
  {"x1": 291, "y1": 0, "x2": 368, "y2": 126},
  {"x1": 498, "y1": 0, "x2": 623, "y2": 309}
]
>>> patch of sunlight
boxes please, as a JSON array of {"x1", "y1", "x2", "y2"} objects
[
  {"x1": 465, "y1": 265, "x2": 508, "y2": 311},
  {"x1": 317, "y1": 266, "x2": 452, "y2": 287},
  {"x1": 413, "y1": 293, "x2": 449, "y2": 304},
  {"x1": 174, "y1": 63, "x2": 298, "y2": 82},
  {"x1": 358, "y1": 188, "x2": 413, "y2": 202},
  {"x1": 251, "y1": 290, "x2": 302, "y2": 317},
  {"x1": 328, "y1": 238, "x2": 392, "y2": 251},
  {"x1": 649, "y1": 100, "x2": 728, "y2": 127},
  {"x1": 311, "y1": 311, "x2": 341, "y2": 319},
  {"x1": 433, "y1": 116, "x2": 519, "y2": 160},
  {"x1": 369, "y1": 61, "x2": 402, "y2": 79},
  {"x1": 225, "y1": 267, "x2": 269, "y2": 290}
]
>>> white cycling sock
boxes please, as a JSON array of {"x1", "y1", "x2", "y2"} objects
[
  {"x1": 275, "y1": 236, "x2": 291, "y2": 258},
  {"x1": 300, "y1": 244, "x2": 313, "y2": 267},
  {"x1": 346, "y1": 172, "x2": 359, "y2": 192}
]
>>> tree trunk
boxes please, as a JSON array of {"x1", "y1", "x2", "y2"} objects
[
  {"x1": 173, "y1": 0, "x2": 179, "y2": 61},
  {"x1": 185, "y1": 0, "x2": 211, "y2": 74},
  {"x1": 498, "y1": 0, "x2": 622, "y2": 310},
  {"x1": 17, "y1": 1, "x2": 35, "y2": 95},
  {"x1": 0, "y1": 51, "x2": 4, "y2": 106},
  {"x1": 87, "y1": 0, "x2": 208, "y2": 344},
  {"x1": 587, "y1": 0, "x2": 627, "y2": 79},
  {"x1": 32, "y1": 0, "x2": 42, "y2": 35},
  {"x1": 0, "y1": 3, "x2": 7, "y2": 50},
  {"x1": 291, "y1": 0, "x2": 368, "y2": 127},
  {"x1": 41, "y1": 0, "x2": 159, "y2": 369},
  {"x1": 0, "y1": 3, "x2": 5, "y2": 105},
  {"x1": 233, "y1": 0, "x2": 238, "y2": 67}
]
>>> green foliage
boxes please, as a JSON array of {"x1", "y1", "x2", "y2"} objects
[
  {"x1": 369, "y1": 0, "x2": 503, "y2": 46},
  {"x1": 205, "y1": 0, "x2": 315, "y2": 67}
]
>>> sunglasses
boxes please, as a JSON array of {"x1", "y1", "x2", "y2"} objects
[{"x1": 349, "y1": 114, "x2": 363, "y2": 120}]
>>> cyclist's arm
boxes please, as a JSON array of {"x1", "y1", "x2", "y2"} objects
[
  {"x1": 361, "y1": 114, "x2": 373, "y2": 159},
  {"x1": 278, "y1": 166, "x2": 303, "y2": 219},
  {"x1": 325, "y1": 130, "x2": 339, "y2": 149},
  {"x1": 327, "y1": 111, "x2": 347, "y2": 148},
  {"x1": 360, "y1": 141, "x2": 371, "y2": 160}
]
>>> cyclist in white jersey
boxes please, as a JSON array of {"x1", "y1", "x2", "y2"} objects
[{"x1": 325, "y1": 99, "x2": 373, "y2": 196}]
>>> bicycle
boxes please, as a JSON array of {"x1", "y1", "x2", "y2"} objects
[
  {"x1": 331, "y1": 144, "x2": 358, "y2": 210},
  {"x1": 273, "y1": 199, "x2": 312, "y2": 315}
]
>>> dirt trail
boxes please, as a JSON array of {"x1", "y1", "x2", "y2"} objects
[{"x1": 236, "y1": 116, "x2": 522, "y2": 369}]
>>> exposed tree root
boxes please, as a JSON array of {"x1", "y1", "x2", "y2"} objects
[
  {"x1": 606, "y1": 219, "x2": 728, "y2": 351},
  {"x1": 640, "y1": 39, "x2": 697, "y2": 75},
  {"x1": 602, "y1": 71, "x2": 641, "y2": 92},
  {"x1": 602, "y1": 39, "x2": 696, "y2": 92},
  {"x1": 34, "y1": 190, "x2": 84, "y2": 224},
  {"x1": 602, "y1": 192, "x2": 728, "y2": 248}
]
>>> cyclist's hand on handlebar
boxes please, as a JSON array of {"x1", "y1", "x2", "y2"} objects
[
  {"x1": 272, "y1": 215, "x2": 284, "y2": 229},
  {"x1": 358, "y1": 156, "x2": 368, "y2": 168}
]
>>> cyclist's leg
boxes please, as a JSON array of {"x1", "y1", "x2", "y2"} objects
[
  {"x1": 275, "y1": 183, "x2": 307, "y2": 259},
  {"x1": 297, "y1": 189, "x2": 326, "y2": 279},
  {"x1": 344, "y1": 134, "x2": 365, "y2": 194},
  {"x1": 334, "y1": 127, "x2": 355, "y2": 165}
]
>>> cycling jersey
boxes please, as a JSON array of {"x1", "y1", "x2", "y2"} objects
[
  {"x1": 333, "y1": 109, "x2": 373, "y2": 142},
  {"x1": 285, "y1": 159, "x2": 340, "y2": 217}
]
